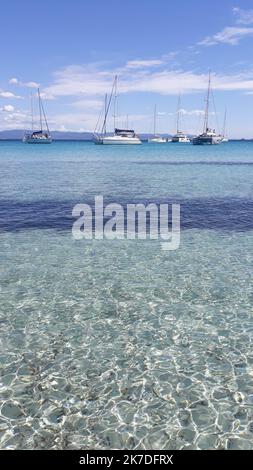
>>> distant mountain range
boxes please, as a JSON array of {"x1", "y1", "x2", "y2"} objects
[
  {"x1": 0, "y1": 129, "x2": 94, "y2": 140},
  {"x1": 0, "y1": 129, "x2": 174, "y2": 141},
  {"x1": 0, "y1": 129, "x2": 250, "y2": 141}
]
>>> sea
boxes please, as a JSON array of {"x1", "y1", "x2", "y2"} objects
[{"x1": 0, "y1": 140, "x2": 253, "y2": 450}]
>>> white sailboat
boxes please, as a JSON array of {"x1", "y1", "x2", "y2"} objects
[
  {"x1": 193, "y1": 73, "x2": 221, "y2": 145},
  {"x1": 171, "y1": 95, "x2": 190, "y2": 143},
  {"x1": 220, "y1": 108, "x2": 229, "y2": 142},
  {"x1": 93, "y1": 76, "x2": 142, "y2": 145},
  {"x1": 23, "y1": 89, "x2": 52, "y2": 144},
  {"x1": 148, "y1": 105, "x2": 167, "y2": 143}
]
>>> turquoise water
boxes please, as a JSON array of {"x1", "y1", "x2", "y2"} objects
[{"x1": 0, "y1": 141, "x2": 253, "y2": 449}]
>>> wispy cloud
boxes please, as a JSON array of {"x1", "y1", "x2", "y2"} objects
[
  {"x1": 9, "y1": 78, "x2": 40, "y2": 88},
  {"x1": 125, "y1": 59, "x2": 165, "y2": 69},
  {"x1": 0, "y1": 110, "x2": 28, "y2": 129},
  {"x1": 198, "y1": 26, "x2": 253, "y2": 46},
  {"x1": 72, "y1": 98, "x2": 104, "y2": 109},
  {"x1": 233, "y1": 7, "x2": 253, "y2": 25},
  {"x1": 0, "y1": 90, "x2": 22, "y2": 99},
  {"x1": 43, "y1": 63, "x2": 253, "y2": 99},
  {"x1": 179, "y1": 108, "x2": 205, "y2": 116},
  {"x1": 0, "y1": 104, "x2": 15, "y2": 112},
  {"x1": 9, "y1": 78, "x2": 18, "y2": 85}
]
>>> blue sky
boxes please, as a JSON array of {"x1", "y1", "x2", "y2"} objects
[{"x1": 1, "y1": 0, "x2": 253, "y2": 137}]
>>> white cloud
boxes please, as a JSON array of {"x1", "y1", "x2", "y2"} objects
[
  {"x1": 8, "y1": 78, "x2": 40, "y2": 88},
  {"x1": 199, "y1": 26, "x2": 253, "y2": 46},
  {"x1": 39, "y1": 92, "x2": 55, "y2": 100},
  {"x1": 43, "y1": 63, "x2": 253, "y2": 101},
  {"x1": 0, "y1": 110, "x2": 28, "y2": 130},
  {"x1": 72, "y1": 98, "x2": 104, "y2": 109},
  {"x1": 233, "y1": 7, "x2": 253, "y2": 25},
  {"x1": 0, "y1": 91, "x2": 22, "y2": 99},
  {"x1": 24, "y1": 81, "x2": 40, "y2": 89},
  {"x1": 126, "y1": 59, "x2": 165, "y2": 69},
  {"x1": 9, "y1": 78, "x2": 18, "y2": 84},
  {"x1": 179, "y1": 108, "x2": 205, "y2": 116},
  {"x1": 1, "y1": 105, "x2": 15, "y2": 112}
]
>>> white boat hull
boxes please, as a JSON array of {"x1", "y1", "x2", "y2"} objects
[
  {"x1": 148, "y1": 137, "x2": 167, "y2": 143},
  {"x1": 102, "y1": 136, "x2": 142, "y2": 145},
  {"x1": 23, "y1": 137, "x2": 52, "y2": 144},
  {"x1": 171, "y1": 135, "x2": 190, "y2": 143}
]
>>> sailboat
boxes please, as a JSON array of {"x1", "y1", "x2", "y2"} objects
[
  {"x1": 148, "y1": 105, "x2": 167, "y2": 143},
  {"x1": 193, "y1": 73, "x2": 221, "y2": 145},
  {"x1": 93, "y1": 76, "x2": 142, "y2": 145},
  {"x1": 23, "y1": 88, "x2": 52, "y2": 144},
  {"x1": 93, "y1": 93, "x2": 108, "y2": 145},
  {"x1": 220, "y1": 108, "x2": 229, "y2": 142},
  {"x1": 171, "y1": 95, "x2": 190, "y2": 143}
]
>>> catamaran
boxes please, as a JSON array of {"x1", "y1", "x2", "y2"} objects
[
  {"x1": 23, "y1": 88, "x2": 52, "y2": 144},
  {"x1": 193, "y1": 73, "x2": 221, "y2": 145},
  {"x1": 171, "y1": 95, "x2": 190, "y2": 143},
  {"x1": 93, "y1": 76, "x2": 141, "y2": 145},
  {"x1": 148, "y1": 105, "x2": 167, "y2": 143}
]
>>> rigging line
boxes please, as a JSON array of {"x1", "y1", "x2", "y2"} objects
[
  {"x1": 203, "y1": 70, "x2": 212, "y2": 133},
  {"x1": 31, "y1": 94, "x2": 34, "y2": 131},
  {"x1": 211, "y1": 88, "x2": 220, "y2": 135},
  {"x1": 176, "y1": 94, "x2": 181, "y2": 134},
  {"x1": 94, "y1": 107, "x2": 103, "y2": 135},
  {"x1": 40, "y1": 94, "x2": 50, "y2": 134},
  {"x1": 154, "y1": 104, "x2": 157, "y2": 136},
  {"x1": 38, "y1": 89, "x2": 43, "y2": 132},
  {"x1": 222, "y1": 108, "x2": 227, "y2": 137},
  {"x1": 101, "y1": 75, "x2": 117, "y2": 135}
]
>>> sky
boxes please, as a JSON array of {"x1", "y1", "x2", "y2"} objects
[{"x1": 1, "y1": 0, "x2": 253, "y2": 137}]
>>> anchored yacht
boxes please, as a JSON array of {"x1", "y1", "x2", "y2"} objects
[
  {"x1": 220, "y1": 108, "x2": 229, "y2": 142},
  {"x1": 171, "y1": 131, "x2": 190, "y2": 143},
  {"x1": 93, "y1": 76, "x2": 141, "y2": 145},
  {"x1": 102, "y1": 128, "x2": 141, "y2": 145},
  {"x1": 171, "y1": 95, "x2": 190, "y2": 143},
  {"x1": 193, "y1": 73, "x2": 221, "y2": 145},
  {"x1": 23, "y1": 89, "x2": 52, "y2": 144},
  {"x1": 148, "y1": 105, "x2": 167, "y2": 143}
]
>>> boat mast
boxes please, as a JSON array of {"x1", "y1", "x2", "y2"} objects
[
  {"x1": 154, "y1": 104, "x2": 157, "y2": 136},
  {"x1": 113, "y1": 75, "x2": 118, "y2": 130},
  {"x1": 39, "y1": 92, "x2": 50, "y2": 134},
  {"x1": 30, "y1": 94, "x2": 34, "y2": 131},
  {"x1": 104, "y1": 94, "x2": 107, "y2": 135},
  {"x1": 222, "y1": 108, "x2": 227, "y2": 138},
  {"x1": 203, "y1": 71, "x2": 211, "y2": 133},
  {"x1": 100, "y1": 76, "x2": 116, "y2": 136},
  {"x1": 38, "y1": 88, "x2": 43, "y2": 132},
  {"x1": 176, "y1": 94, "x2": 181, "y2": 134}
]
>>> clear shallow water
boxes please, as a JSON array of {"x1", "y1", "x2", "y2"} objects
[{"x1": 0, "y1": 141, "x2": 253, "y2": 449}]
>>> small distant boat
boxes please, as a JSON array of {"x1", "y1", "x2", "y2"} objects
[
  {"x1": 23, "y1": 89, "x2": 52, "y2": 144},
  {"x1": 148, "y1": 105, "x2": 167, "y2": 143},
  {"x1": 220, "y1": 108, "x2": 229, "y2": 142},
  {"x1": 171, "y1": 131, "x2": 190, "y2": 143},
  {"x1": 93, "y1": 76, "x2": 141, "y2": 145},
  {"x1": 171, "y1": 95, "x2": 190, "y2": 143},
  {"x1": 193, "y1": 73, "x2": 221, "y2": 145}
]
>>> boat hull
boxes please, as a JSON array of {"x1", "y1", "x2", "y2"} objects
[
  {"x1": 148, "y1": 138, "x2": 167, "y2": 143},
  {"x1": 171, "y1": 137, "x2": 190, "y2": 143},
  {"x1": 192, "y1": 136, "x2": 221, "y2": 145},
  {"x1": 23, "y1": 138, "x2": 52, "y2": 144},
  {"x1": 102, "y1": 137, "x2": 142, "y2": 145}
]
